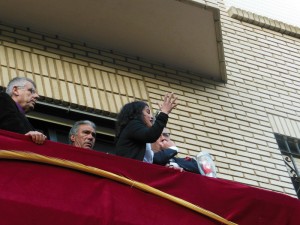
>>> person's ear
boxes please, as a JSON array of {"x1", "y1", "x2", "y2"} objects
[
  {"x1": 70, "y1": 135, "x2": 76, "y2": 142},
  {"x1": 12, "y1": 86, "x2": 20, "y2": 96}
]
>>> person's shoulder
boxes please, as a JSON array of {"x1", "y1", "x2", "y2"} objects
[
  {"x1": 0, "y1": 92, "x2": 7, "y2": 97},
  {"x1": 0, "y1": 92, "x2": 13, "y2": 103},
  {"x1": 0, "y1": 92, "x2": 18, "y2": 113},
  {"x1": 125, "y1": 119, "x2": 146, "y2": 133},
  {"x1": 127, "y1": 118, "x2": 143, "y2": 126},
  {"x1": 128, "y1": 119, "x2": 143, "y2": 125}
]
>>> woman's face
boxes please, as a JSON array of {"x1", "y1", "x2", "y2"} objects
[{"x1": 142, "y1": 106, "x2": 153, "y2": 128}]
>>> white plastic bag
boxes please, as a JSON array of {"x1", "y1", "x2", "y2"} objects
[{"x1": 196, "y1": 151, "x2": 217, "y2": 178}]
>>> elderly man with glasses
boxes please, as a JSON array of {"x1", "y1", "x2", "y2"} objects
[{"x1": 0, "y1": 77, "x2": 46, "y2": 144}]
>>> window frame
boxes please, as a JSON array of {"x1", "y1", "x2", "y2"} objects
[
  {"x1": 27, "y1": 101, "x2": 116, "y2": 154},
  {"x1": 275, "y1": 133, "x2": 300, "y2": 198}
]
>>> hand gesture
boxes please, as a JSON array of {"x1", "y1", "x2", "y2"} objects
[
  {"x1": 25, "y1": 131, "x2": 47, "y2": 145},
  {"x1": 158, "y1": 92, "x2": 177, "y2": 115}
]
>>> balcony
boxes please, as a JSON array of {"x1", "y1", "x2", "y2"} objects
[{"x1": 0, "y1": 0, "x2": 226, "y2": 81}]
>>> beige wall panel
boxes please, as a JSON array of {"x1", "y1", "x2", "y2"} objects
[
  {"x1": 33, "y1": 74, "x2": 43, "y2": 96},
  {"x1": 4, "y1": 42, "x2": 30, "y2": 52},
  {"x1": 0, "y1": 67, "x2": 10, "y2": 87},
  {"x1": 123, "y1": 76, "x2": 133, "y2": 97},
  {"x1": 121, "y1": 96, "x2": 129, "y2": 108},
  {"x1": 268, "y1": 114, "x2": 300, "y2": 139},
  {"x1": 116, "y1": 75, "x2": 126, "y2": 95},
  {"x1": 6, "y1": 48, "x2": 15, "y2": 68},
  {"x1": 51, "y1": 78, "x2": 61, "y2": 100},
  {"x1": 99, "y1": 91, "x2": 110, "y2": 112},
  {"x1": 114, "y1": 94, "x2": 123, "y2": 113},
  {"x1": 61, "y1": 62, "x2": 73, "y2": 82},
  {"x1": 118, "y1": 71, "x2": 144, "y2": 80},
  {"x1": 0, "y1": 45, "x2": 7, "y2": 66},
  {"x1": 71, "y1": 64, "x2": 81, "y2": 84},
  {"x1": 42, "y1": 76, "x2": 53, "y2": 99},
  {"x1": 131, "y1": 79, "x2": 141, "y2": 99},
  {"x1": 14, "y1": 49, "x2": 24, "y2": 71},
  {"x1": 91, "y1": 89, "x2": 101, "y2": 109},
  {"x1": 25, "y1": 73, "x2": 34, "y2": 83},
  {"x1": 23, "y1": 52, "x2": 33, "y2": 73},
  {"x1": 38, "y1": 55, "x2": 49, "y2": 76},
  {"x1": 138, "y1": 80, "x2": 147, "y2": 100},
  {"x1": 94, "y1": 69, "x2": 104, "y2": 90},
  {"x1": 86, "y1": 67, "x2": 97, "y2": 88},
  {"x1": 90, "y1": 63, "x2": 116, "y2": 74},
  {"x1": 280, "y1": 117, "x2": 291, "y2": 137},
  {"x1": 0, "y1": 38, "x2": 149, "y2": 115},
  {"x1": 109, "y1": 73, "x2": 119, "y2": 93},
  {"x1": 292, "y1": 122, "x2": 300, "y2": 139},
  {"x1": 47, "y1": 58, "x2": 57, "y2": 78},
  {"x1": 79, "y1": 65, "x2": 88, "y2": 86},
  {"x1": 31, "y1": 54, "x2": 41, "y2": 74},
  {"x1": 101, "y1": 71, "x2": 112, "y2": 92},
  {"x1": 128, "y1": 97, "x2": 135, "y2": 102},
  {"x1": 286, "y1": 119, "x2": 296, "y2": 138},
  {"x1": 8, "y1": 68, "x2": 19, "y2": 79},
  {"x1": 105, "y1": 92, "x2": 117, "y2": 113},
  {"x1": 67, "y1": 83, "x2": 78, "y2": 104},
  {"x1": 75, "y1": 84, "x2": 85, "y2": 106},
  {"x1": 83, "y1": 86, "x2": 94, "y2": 108},
  {"x1": 55, "y1": 60, "x2": 65, "y2": 80},
  {"x1": 59, "y1": 80, "x2": 70, "y2": 103}
]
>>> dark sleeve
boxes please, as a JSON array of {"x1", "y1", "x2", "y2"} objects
[
  {"x1": 126, "y1": 112, "x2": 168, "y2": 143},
  {"x1": 173, "y1": 157, "x2": 201, "y2": 174},
  {"x1": 153, "y1": 148, "x2": 178, "y2": 165},
  {"x1": 0, "y1": 93, "x2": 33, "y2": 134}
]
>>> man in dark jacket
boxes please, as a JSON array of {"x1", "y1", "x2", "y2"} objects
[
  {"x1": 0, "y1": 77, "x2": 46, "y2": 144},
  {"x1": 152, "y1": 128, "x2": 200, "y2": 174}
]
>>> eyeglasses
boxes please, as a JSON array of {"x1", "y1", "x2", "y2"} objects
[
  {"x1": 162, "y1": 133, "x2": 170, "y2": 138},
  {"x1": 17, "y1": 86, "x2": 36, "y2": 94}
]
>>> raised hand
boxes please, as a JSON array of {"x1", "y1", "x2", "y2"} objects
[{"x1": 158, "y1": 92, "x2": 177, "y2": 115}]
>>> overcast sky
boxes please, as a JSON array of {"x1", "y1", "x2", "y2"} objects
[{"x1": 223, "y1": 0, "x2": 300, "y2": 27}]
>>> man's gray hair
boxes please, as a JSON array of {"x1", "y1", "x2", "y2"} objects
[
  {"x1": 6, "y1": 77, "x2": 36, "y2": 96},
  {"x1": 68, "y1": 120, "x2": 96, "y2": 144}
]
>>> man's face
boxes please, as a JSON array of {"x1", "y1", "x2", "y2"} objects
[
  {"x1": 156, "y1": 128, "x2": 170, "y2": 142},
  {"x1": 151, "y1": 128, "x2": 171, "y2": 152},
  {"x1": 13, "y1": 81, "x2": 39, "y2": 113},
  {"x1": 71, "y1": 124, "x2": 96, "y2": 149}
]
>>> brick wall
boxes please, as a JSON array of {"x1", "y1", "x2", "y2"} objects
[
  {"x1": 0, "y1": 0, "x2": 299, "y2": 197},
  {"x1": 217, "y1": 0, "x2": 300, "y2": 196}
]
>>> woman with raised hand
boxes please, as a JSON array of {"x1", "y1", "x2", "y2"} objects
[{"x1": 115, "y1": 93, "x2": 177, "y2": 161}]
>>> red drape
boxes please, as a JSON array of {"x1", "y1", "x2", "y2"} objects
[{"x1": 0, "y1": 129, "x2": 299, "y2": 225}]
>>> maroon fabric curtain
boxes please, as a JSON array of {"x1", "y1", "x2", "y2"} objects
[{"x1": 0, "y1": 129, "x2": 299, "y2": 225}]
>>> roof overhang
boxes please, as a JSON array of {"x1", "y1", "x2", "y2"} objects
[{"x1": 0, "y1": 0, "x2": 226, "y2": 81}]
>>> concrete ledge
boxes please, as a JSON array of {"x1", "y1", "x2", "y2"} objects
[{"x1": 228, "y1": 7, "x2": 300, "y2": 38}]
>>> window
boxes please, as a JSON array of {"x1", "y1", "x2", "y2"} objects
[
  {"x1": 275, "y1": 134, "x2": 300, "y2": 198},
  {"x1": 28, "y1": 101, "x2": 116, "y2": 154}
]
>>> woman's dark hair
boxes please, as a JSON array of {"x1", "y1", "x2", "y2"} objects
[{"x1": 115, "y1": 101, "x2": 148, "y2": 140}]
